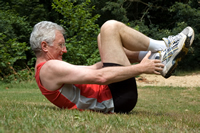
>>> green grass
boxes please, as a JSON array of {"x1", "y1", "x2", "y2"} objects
[
  {"x1": 174, "y1": 68, "x2": 200, "y2": 76},
  {"x1": 0, "y1": 81, "x2": 199, "y2": 133}
]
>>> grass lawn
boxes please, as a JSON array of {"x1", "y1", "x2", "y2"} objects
[{"x1": 0, "y1": 81, "x2": 199, "y2": 133}]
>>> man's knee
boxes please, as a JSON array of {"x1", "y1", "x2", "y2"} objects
[
  {"x1": 97, "y1": 33, "x2": 101, "y2": 49},
  {"x1": 100, "y1": 20, "x2": 120, "y2": 33},
  {"x1": 97, "y1": 33, "x2": 101, "y2": 42}
]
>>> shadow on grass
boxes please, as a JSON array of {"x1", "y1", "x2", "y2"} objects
[{"x1": 32, "y1": 105, "x2": 172, "y2": 117}]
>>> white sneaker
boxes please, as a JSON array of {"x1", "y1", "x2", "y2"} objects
[{"x1": 160, "y1": 26, "x2": 194, "y2": 78}]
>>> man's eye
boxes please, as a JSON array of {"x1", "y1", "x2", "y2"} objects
[{"x1": 59, "y1": 44, "x2": 65, "y2": 47}]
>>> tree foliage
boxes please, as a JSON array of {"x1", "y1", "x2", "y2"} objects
[
  {"x1": 0, "y1": 33, "x2": 30, "y2": 82},
  {"x1": 0, "y1": 0, "x2": 200, "y2": 82},
  {"x1": 52, "y1": 0, "x2": 101, "y2": 65},
  {"x1": 168, "y1": 2, "x2": 200, "y2": 68},
  {"x1": 92, "y1": 0, "x2": 200, "y2": 69},
  {"x1": 0, "y1": 7, "x2": 31, "y2": 81},
  {"x1": 0, "y1": 0, "x2": 61, "y2": 81}
]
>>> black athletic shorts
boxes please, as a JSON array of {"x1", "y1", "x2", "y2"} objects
[{"x1": 103, "y1": 63, "x2": 138, "y2": 113}]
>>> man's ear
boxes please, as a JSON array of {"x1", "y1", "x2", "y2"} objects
[{"x1": 41, "y1": 41, "x2": 48, "y2": 52}]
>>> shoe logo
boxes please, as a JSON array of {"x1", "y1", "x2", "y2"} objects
[{"x1": 163, "y1": 42, "x2": 178, "y2": 62}]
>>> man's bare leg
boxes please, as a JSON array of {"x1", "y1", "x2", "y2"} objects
[
  {"x1": 98, "y1": 20, "x2": 150, "y2": 66},
  {"x1": 98, "y1": 21, "x2": 195, "y2": 78},
  {"x1": 97, "y1": 20, "x2": 153, "y2": 113}
]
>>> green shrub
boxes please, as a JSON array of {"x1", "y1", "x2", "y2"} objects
[
  {"x1": 0, "y1": 33, "x2": 31, "y2": 82},
  {"x1": 52, "y1": 0, "x2": 100, "y2": 65}
]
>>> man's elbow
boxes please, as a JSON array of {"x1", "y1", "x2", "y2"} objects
[
  {"x1": 93, "y1": 74, "x2": 109, "y2": 85},
  {"x1": 97, "y1": 77, "x2": 109, "y2": 85}
]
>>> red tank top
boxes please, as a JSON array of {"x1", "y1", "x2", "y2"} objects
[{"x1": 35, "y1": 62, "x2": 114, "y2": 113}]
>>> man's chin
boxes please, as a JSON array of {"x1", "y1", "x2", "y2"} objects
[{"x1": 58, "y1": 57, "x2": 63, "y2": 60}]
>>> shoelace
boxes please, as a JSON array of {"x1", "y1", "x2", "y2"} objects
[
  {"x1": 167, "y1": 34, "x2": 183, "y2": 46},
  {"x1": 162, "y1": 46, "x2": 174, "y2": 62}
]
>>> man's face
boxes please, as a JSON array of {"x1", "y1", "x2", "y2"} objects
[{"x1": 48, "y1": 30, "x2": 67, "y2": 60}]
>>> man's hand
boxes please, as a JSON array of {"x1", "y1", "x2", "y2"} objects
[{"x1": 140, "y1": 51, "x2": 164, "y2": 75}]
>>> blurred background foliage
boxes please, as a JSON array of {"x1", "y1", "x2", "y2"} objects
[{"x1": 0, "y1": 0, "x2": 200, "y2": 82}]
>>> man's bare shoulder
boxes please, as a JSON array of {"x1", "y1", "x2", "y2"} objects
[
  {"x1": 39, "y1": 59, "x2": 101, "y2": 86},
  {"x1": 44, "y1": 59, "x2": 71, "y2": 66},
  {"x1": 41, "y1": 60, "x2": 73, "y2": 71},
  {"x1": 39, "y1": 60, "x2": 75, "y2": 90},
  {"x1": 39, "y1": 60, "x2": 74, "y2": 79}
]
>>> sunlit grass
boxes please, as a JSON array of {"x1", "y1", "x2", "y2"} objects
[{"x1": 0, "y1": 81, "x2": 199, "y2": 133}]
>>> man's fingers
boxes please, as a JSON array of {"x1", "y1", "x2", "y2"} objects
[
  {"x1": 155, "y1": 71, "x2": 163, "y2": 75},
  {"x1": 144, "y1": 51, "x2": 151, "y2": 59},
  {"x1": 155, "y1": 67, "x2": 163, "y2": 71},
  {"x1": 154, "y1": 67, "x2": 163, "y2": 75},
  {"x1": 154, "y1": 70, "x2": 161, "y2": 75},
  {"x1": 154, "y1": 59, "x2": 161, "y2": 63},
  {"x1": 141, "y1": 52, "x2": 165, "y2": 75},
  {"x1": 154, "y1": 60, "x2": 164, "y2": 75},
  {"x1": 155, "y1": 63, "x2": 164, "y2": 68}
]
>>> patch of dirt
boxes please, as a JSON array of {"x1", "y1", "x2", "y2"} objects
[{"x1": 136, "y1": 74, "x2": 200, "y2": 87}]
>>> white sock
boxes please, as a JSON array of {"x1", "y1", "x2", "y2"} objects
[
  {"x1": 138, "y1": 51, "x2": 148, "y2": 61},
  {"x1": 147, "y1": 38, "x2": 167, "y2": 52},
  {"x1": 138, "y1": 51, "x2": 160, "y2": 61}
]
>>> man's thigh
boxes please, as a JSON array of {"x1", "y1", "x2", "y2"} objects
[{"x1": 98, "y1": 30, "x2": 131, "y2": 66}]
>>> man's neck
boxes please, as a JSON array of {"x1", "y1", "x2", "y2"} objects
[
  {"x1": 35, "y1": 52, "x2": 54, "y2": 65},
  {"x1": 35, "y1": 56, "x2": 49, "y2": 69}
]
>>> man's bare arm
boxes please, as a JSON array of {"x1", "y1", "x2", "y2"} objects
[{"x1": 39, "y1": 51, "x2": 163, "y2": 91}]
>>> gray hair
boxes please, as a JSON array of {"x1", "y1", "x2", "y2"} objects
[{"x1": 30, "y1": 21, "x2": 65, "y2": 55}]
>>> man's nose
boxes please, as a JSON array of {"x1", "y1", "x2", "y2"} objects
[{"x1": 62, "y1": 46, "x2": 67, "y2": 53}]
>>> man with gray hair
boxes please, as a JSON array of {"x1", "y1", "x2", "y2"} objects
[{"x1": 30, "y1": 20, "x2": 194, "y2": 113}]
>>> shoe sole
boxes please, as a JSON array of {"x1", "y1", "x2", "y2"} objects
[
  {"x1": 164, "y1": 36, "x2": 192, "y2": 78},
  {"x1": 185, "y1": 27, "x2": 195, "y2": 48}
]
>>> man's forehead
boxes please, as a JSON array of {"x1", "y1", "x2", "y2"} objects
[
  {"x1": 55, "y1": 30, "x2": 63, "y2": 35},
  {"x1": 55, "y1": 31, "x2": 65, "y2": 39}
]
